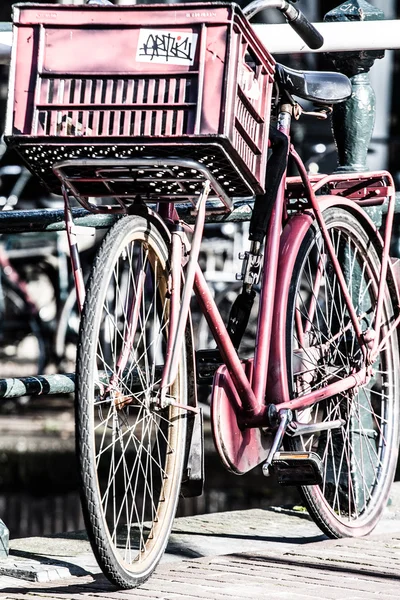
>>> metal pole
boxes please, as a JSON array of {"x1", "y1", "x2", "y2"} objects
[
  {"x1": 252, "y1": 20, "x2": 400, "y2": 53},
  {"x1": 1, "y1": 19, "x2": 400, "y2": 62},
  {"x1": 324, "y1": 0, "x2": 385, "y2": 174}
]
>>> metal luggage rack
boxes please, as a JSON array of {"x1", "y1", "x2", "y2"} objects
[{"x1": 53, "y1": 156, "x2": 234, "y2": 214}]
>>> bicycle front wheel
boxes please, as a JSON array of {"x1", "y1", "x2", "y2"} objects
[
  {"x1": 76, "y1": 215, "x2": 188, "y2": 589},
  {"x1": 286, "y1": 208, "x2": 399, "y2": 538}
]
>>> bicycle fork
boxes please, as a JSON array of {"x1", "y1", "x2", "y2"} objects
[{"x1": 159, "y1": 180, "x2": 211, "y2": 410}]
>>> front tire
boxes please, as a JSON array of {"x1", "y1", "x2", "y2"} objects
[{"x1": 76, "y1": 215, "x2": 187, "y2": 588}]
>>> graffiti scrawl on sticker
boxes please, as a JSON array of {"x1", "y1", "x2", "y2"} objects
[{"x1": 136, "y1": 29, "x2": 198, "y2": 65}]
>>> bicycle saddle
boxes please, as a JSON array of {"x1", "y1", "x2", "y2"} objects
[{"x1": 275, "y1": 63, "x2": 352, "y2": 105}]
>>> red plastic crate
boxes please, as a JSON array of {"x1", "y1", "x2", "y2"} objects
[{"x1": 6, "y1": 2, "x2": 275, "y2": 201}]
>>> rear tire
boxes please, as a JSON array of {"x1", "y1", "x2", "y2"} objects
[{"x1": 285, "y1": 208, "x2": 399, "y2": 538}]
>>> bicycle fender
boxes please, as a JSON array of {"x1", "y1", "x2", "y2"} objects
[
  {"x1": 267, "y1": 211, "x2": 314, "y2": 406},
  {"x1": 317, "y1": 195, "x2": 384, "y2": 245},
  {"x1": 127, "y1": 204, "x2": 204, "y2": 495},
  {"x1": 268, "y1": 196, "x2": 400, "y2": 406},
  {"x1": 129, "y1": 204, "x2": 173, "y2": 244}
]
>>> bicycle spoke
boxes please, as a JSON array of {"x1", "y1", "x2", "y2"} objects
[
  {"x1": 288, "y1": 209, "x2": 398, "y2": 536},
  {"x1": 76, "y1": 217, "x2": 188, "y2": 586}
]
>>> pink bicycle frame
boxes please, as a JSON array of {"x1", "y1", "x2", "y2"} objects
[
  {"x1": 161, "y1": 105, "x2": 400, "y2": 430},
  {"x1": 58, "y1": 109, "x2": 399, "y2": 435}
]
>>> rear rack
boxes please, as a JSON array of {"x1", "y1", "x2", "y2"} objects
[{"x1": 286, "y1": 172, "x2": 394, "y2": 208}]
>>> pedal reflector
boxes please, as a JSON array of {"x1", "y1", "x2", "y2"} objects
[{"x1": 271, "y1": 451, "x2": 323, "y2": 486}]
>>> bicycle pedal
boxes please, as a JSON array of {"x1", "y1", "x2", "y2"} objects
[
  {"x1": 271, "y1": 451, "x2": 323, "y2": 486},
  {"x1": 196, "y1": 349, "x2": 223, "y2": 384}
]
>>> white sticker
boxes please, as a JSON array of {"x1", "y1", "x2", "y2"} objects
[{"x1": 136, "y1": 29, "x2": 198, "y2": 65}]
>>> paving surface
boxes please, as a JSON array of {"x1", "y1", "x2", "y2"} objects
[{"x1": 1, "y1": 483, "x2": 400, "y2": 599}]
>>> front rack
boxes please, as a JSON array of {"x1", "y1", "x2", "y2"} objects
[
  {"x1": 6, "y1": 3, "x2": 276, "y2": 204},
  {"x1": 53, "y1": 157, "x2": 233, "y2": 214}
]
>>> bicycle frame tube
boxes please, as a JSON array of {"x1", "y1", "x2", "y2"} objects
[
  {"x1": 160, "y1": 225, "x2": 183, "y2": 401},
  {"x1": 278, "y1": 367, "x2": 368, "y2": 412},
  {"x1": 251, "y1": 108, "x2": 290, "y2": 410},
  {"x1": 161, "y1": 181, "x2": 211, "y2": 397},
  {"x1": 194, "y1": 264, "x2": 258, "y2": 416},
  {"x1": 252, "y1": 175, "x2": 286, "y2": 409},
  {"x1": 62, "y1": 185, "x2": 86, "y2": 313},
  {"x1": 191, "y1": 109, "x2": 292, "y2": 422}
]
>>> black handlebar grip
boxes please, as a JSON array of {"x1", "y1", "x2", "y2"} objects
[{"x1": 289, "y1": 8, "x2": 324, "y2": 50}]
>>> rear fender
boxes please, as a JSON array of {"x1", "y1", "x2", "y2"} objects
[
  {"x1": 267, "y1": 195, "x2": 398, "y2": 405},
  {"x1": 267, "y1": 211, "x2": 313, "y2": 405}
]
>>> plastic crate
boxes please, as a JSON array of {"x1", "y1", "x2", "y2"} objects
[{"x1": 6, "y1": 2, "x2": 275, "y2": 205}]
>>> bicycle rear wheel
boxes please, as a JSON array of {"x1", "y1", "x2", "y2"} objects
[
  {"x1": 76, "y1": 215, "x2": 188, "y2": 589},
  {"x1": 285, "y1": 208, "x2": 399, "y2": 538},
  {"x1": 0, "y1": 277, "x2": 46, "y2": 378}
]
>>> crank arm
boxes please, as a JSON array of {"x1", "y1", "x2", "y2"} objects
[{"x1": 286, "y1": 418, "x2": 345, "y2": 437}]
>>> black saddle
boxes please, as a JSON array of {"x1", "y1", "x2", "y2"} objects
[{"x1": 275, "y1": 63, "x2": 352, "y2": 105}]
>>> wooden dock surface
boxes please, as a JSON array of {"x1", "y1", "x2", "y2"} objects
[{"x1": 1, "y1": 492, "x2": 400, "y2": 599}]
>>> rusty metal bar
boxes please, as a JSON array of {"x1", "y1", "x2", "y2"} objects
[
  {"x1": 0, "y1": 207, "x2": 117, "y2": 233},
  {"x1": 0, "y1": 194, "x2": 398, "y2": 234},
  {"x1": 0, "y1": 201, "x2": 256, "y2": 234},
  {"x1": 0, "y1": 373, "x2": 76, "y2": 398}
]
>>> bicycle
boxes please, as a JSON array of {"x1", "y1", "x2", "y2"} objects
[
  {"x1": 0, "y1": 163, "x2": 57, "y2": 382},
  {"x1": 0, "y1": 140, "x2": 102, "y2": 384},
  {"x1": 5, "y1": 0, "x2": 400, "y2": 589}
]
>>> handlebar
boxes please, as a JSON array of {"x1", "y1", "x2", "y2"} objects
[{"x1": 243, "y1": 0, "x2": 324, "y2": 50}]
